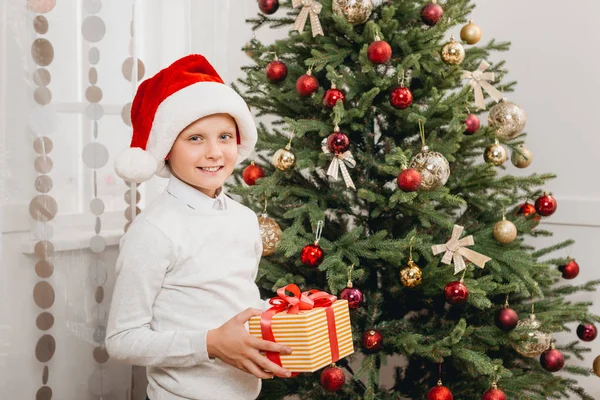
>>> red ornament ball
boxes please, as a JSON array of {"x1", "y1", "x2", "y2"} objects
[
  {"x1": 559, "y1": 259, "x2": 580, "y2": 279},
  {"x1": 296, "y1": 73, "x2": 319, "y2": 97},
  {"x1": 320, "y1": 365, "x2": 345, "y2": 392},
  {"x1": 577, "y1": 323, "x2": 597, "y2": 342},
  {"x1": 534, "y1": 193, "x2": 557, "y2": 216},
  {"x1": 517, "y1": 202, "x2": 541, "y2": 223},
  {"x1": 481, "y1": 387, "x2": 507, "y2": 400},
  {"x1": 323, "y1": 88, "x2": 345, "y2": 108},
  {"x1": 300, "y1": 243, "x2": 324, "y2": 267},
  {"x1": 367, "y1": 40, "x2": 392, "y2": 64},
  {"x1": 361, "y1": 329, "x2": 383, "y2": 352},
  {"x1": 428, "y1": 384, "x2": 453, "y2": 400},
  {"x1": 327, "y1": 131, "x2": 350, "y2": 154},
  {"x1": 495, "y1": 307, "x2": 519, "y2": 332},
  {"x1": 444, "y1": 281, "x2": 469, "y2": 305},
  {"x1": 421, "y1": 1, "x2": 444, "y2": 26},
  {"x1": 540, "y1": 347, "x2": 565, "y2": 372},
  {"x1": 242, "y1": 163, "x2": 265, "y2": 186},
  {"x1": 464, "y1": 113, "x2": 480, "y2": 135},
  {"x1": 258, "y1": 0, "x2": 279, "y2": 14},
  {"x1": 266, "y1": 60, "x2": 287, "y2": 83},
  {"x1": 397, "y1": 168, "x2": 422, "y2": 192},
  {"x1": 340, "y1": 286, "x2": 363, "y2": 309},
  {"x1": 390, "y1": 86, "x2": 413, "y2": 110}
]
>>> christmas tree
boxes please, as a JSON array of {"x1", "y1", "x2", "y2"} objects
[{"x1": 230, "y1": 1, "x2": 600, "y2": 398}]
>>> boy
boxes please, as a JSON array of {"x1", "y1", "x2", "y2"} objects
[{"x1": 106, "y1": 54, "x2": 292, "y2": 400}]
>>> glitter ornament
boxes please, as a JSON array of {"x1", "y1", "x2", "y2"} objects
[
  {"x1": 481, "y1": 383, "x2": 506, "y2": 400},
  {"x1": 484, "y1": 140, "x2": 507, "y2": 166},
  {"x1": 488, "y1": 99, "x2": 527, "y2": 140},
  {"x1": 409, "y1": 146, "x2": 450, "y2": 190},
  {"x1": 258, "y1": 211, "x2": 282, "y2": 257},
  {"x1": 428, "y1": 380, "x2": 453, "y2": 400},
  {"x1": 320, "y1": 364, "x2": 345, "y2": 392},
  {"x1": 441, "y1": 37, "x2": 465, "y2": 65},
  {"x1": 266, "y1": 58, "x2": 288, "y2": 83},
  {"x1": 332, "y1": 0, "x2": 373, "y2": 25},
  {"x1": 367, "y1": 37, "x2": 392, "y2": 64},
  {"x1": 511, "y1": 313, "x2": 551, "y2": 358},
  {"x1": 296, "y1": 69, "x2": 319, "y2": 97}
]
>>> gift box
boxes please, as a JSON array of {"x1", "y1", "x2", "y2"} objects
[{"x1": 249, "y1": 284, "x2": 354, "y2": 373}]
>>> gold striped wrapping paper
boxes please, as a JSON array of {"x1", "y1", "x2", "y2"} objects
[{"x1": 249, "y1": 299, "x2": 354, "y2": 372}]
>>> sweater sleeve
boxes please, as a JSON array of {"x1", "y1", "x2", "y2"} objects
[{"x1": 105, "y1": 218, "x2": 214, "y2": 368}]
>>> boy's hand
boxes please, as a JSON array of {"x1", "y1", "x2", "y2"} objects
[{"x1": 207, "y1": 307, "x2": 293, "y2": 379}]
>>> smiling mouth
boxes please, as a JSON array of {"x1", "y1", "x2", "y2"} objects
[{"x1": 197, "y1": 166, "x2": 224, "y2": 172}]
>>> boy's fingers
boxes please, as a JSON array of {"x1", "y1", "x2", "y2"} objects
[
  {"x1": 236, "y1": 307, "x2": 262, "y2": 323},
  {"x1": 252, "y1": 338, "x2": 292, "y2": 355},
  {"x1": 251, "y1": 353, "x2": 292, "y2": 378},
  {"x1": 242, "y1": 359, "x2": 274, "y2": 380}
]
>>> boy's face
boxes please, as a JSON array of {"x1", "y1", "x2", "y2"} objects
[{"x1": 168, "y1": 113, "x2": 238, "y2": 198}]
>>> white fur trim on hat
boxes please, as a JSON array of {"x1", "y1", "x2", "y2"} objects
[
  {"x1": 145, "y1": 81, "x2": 258, "y2": 178},
  {"x1": 114, "y1": 147, "x2": 158, "y2": 183}
]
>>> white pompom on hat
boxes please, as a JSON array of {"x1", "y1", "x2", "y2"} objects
[{"x1": 114, "y1": 54, "x2": 257, "y2": 183}]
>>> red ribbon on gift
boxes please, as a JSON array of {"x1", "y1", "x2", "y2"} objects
[{"x1": 260, "y1": 284, "x2": 340, "y2": 370}]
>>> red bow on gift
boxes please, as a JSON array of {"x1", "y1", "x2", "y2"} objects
[{"x1": 260, "y1": 284, "x2": 340, "y2": 370}]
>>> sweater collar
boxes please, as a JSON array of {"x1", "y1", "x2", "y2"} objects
[{"x1": 166, "y1": 174, "x2": 228, "y2": 212}]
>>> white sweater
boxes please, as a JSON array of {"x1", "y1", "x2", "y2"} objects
[{"x1": 106, "y1": 175, "x2": 265, "y2": 400}]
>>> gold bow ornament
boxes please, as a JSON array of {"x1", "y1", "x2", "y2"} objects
[
  {"x1": 292, "y1": 0, "x2": 324, "y2": 37},
  {"x1": 431, "y1": 225, "x2": 491, "y2": 274},
  {"x1": 461, "y1": 61, "x2": 503, "y2": 110},
  {"x1": 321, "y1": 138, "x2": 356, "y2": 190}
]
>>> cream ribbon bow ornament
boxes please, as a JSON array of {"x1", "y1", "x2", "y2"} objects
[
  {"x1": 461, "y1": 61, "x2": 503, "y2": 110},
  {"x1": 321, "y1": 137, "x2": 356, "y2": 190},
  {"x1": 292, "y1": 0, "x2": 324, "y2": 37},
  {"x1": 432, "y1": 225, "x2": 492, "y2": 274}
]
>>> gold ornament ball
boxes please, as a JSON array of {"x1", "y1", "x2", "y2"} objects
[
  {"x1": 272, "y1": 146, "x2": 296, "y2": 171},
  {"x1": 511, "y1": 144, "x2": 533, "y2": 168},
  {"x1": 258, "y1": 213, "x2": 282, "y2": 256},
  {"x1": 593, "y1": 355, "x2": 600, "y2": 377},
  {"x1": 493, "y1": 219, "x2": 517, "y2": 244},
  {"x1": 511, "y1": 314, "x2": 551, "y2": 358},
  {"x1": 484, "y1": 142, "x2": 507, "y2": 166},
  {"x1": 460, "y1": 20, "x2": 482, "y2": 45},
  {"x1": 332, "y1": 0, "x2": 373, "y2": 25},
  {"x1": 408, "y1": 146, "x2": 450, "y2": 191},
  {"x1": 441, "y1": 37, "x2": 465, "y2": 65},
  {"x1": 400, "y1": 260, "x2": 423, "y2": 288},
  {"x1": 488, "y1": 99, "x2": 527, "y2": 139}
]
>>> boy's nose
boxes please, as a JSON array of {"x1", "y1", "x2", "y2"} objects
[{"x1": 205, "y1": 141, "x2": 223, "y2": 159}]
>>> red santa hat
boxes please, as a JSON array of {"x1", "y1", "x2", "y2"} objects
[{"x1": 114, "y1": 54, "x2": 257, "y2": 183}]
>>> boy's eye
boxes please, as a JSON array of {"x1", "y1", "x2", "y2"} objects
[
  {"x1": 220, "y1": 133, "x2": 233, "y2": 140},
  {"x1": 189, "y1": 135, "x2": 202, "y2": 142}
]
